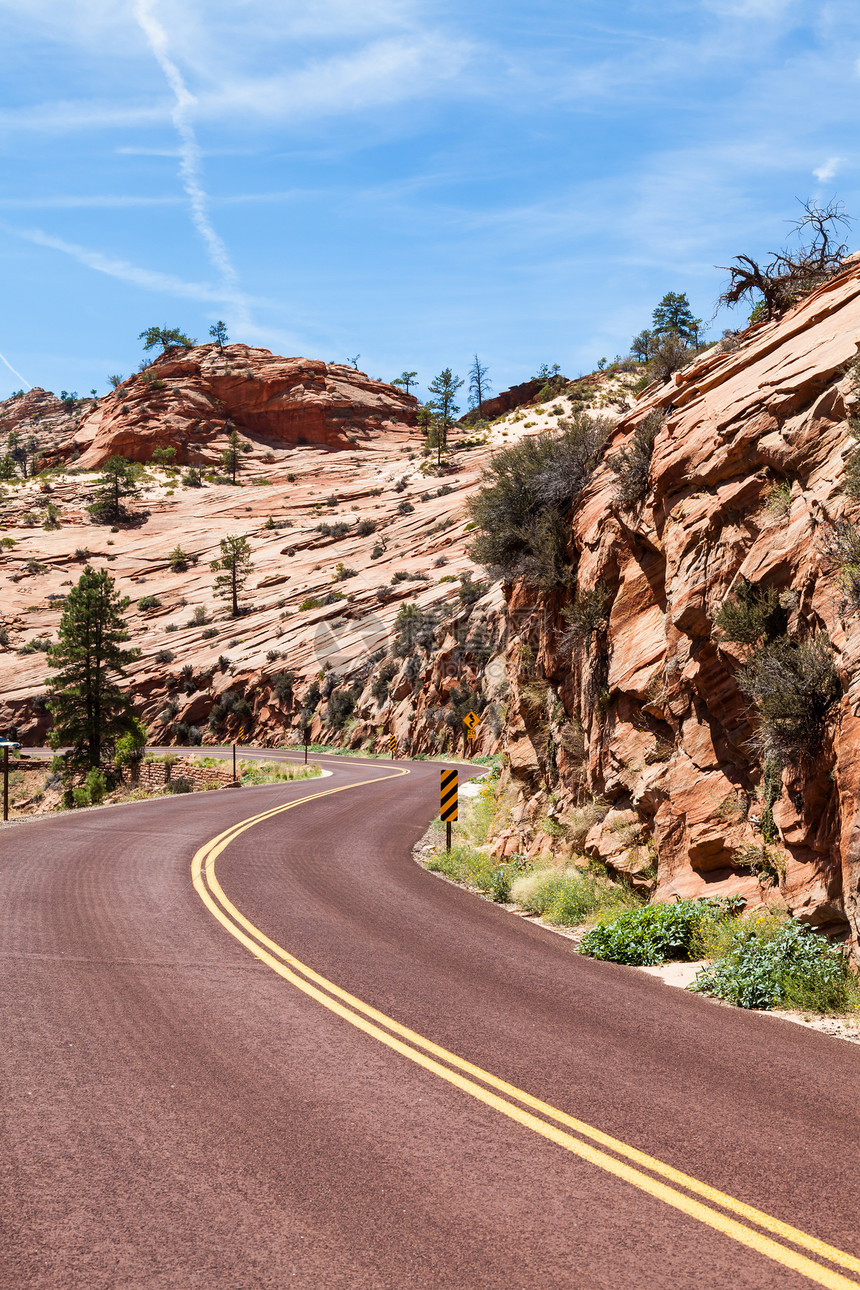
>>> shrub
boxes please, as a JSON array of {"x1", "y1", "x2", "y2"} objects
[
  {"x1": 692, "y1": 910, "x2": 859, "y2": 1012},
  {"x1": 137, "y1": 595, "x2": 162, "y2": 611},
  {"x1": 647, "y1": 333, "x2": 693, "y2": 384},
  {"x1": 563, "y1": 582, "x2": 612, "y2": 645},
  {"x1": 19, "y1": 637, "x2": 52, "y2": 654},
  {"x1": 764, "y1": 478, "x2": 792, "y2": 517},
  {"x1": 189, "y1": 606, "x2": 207, "y2": 626},
  {"x1": 155, "y1": 649, "x2": 175, "y2": 664},
  {"x1": 738, "y1": 633, "x2": 840, "y2": 761},
  {"x1": 370, "y1": 543, "x2": 384, "y2": 560},
  {"x1": 169, "y1": 545, "x2": 189, "y2": 572},
  {"x1": 819, "y1": 518, "x2": 860, "y2": 611},
  {"x1": 183, "y1": 468, "x2": 203, "y2": 488},
  {"x1": 327, "y1": 686, "x2": 359, "y2": 728},
  {"x1": 714, "y1": 578, "x2": 787, "y2": 646},
  {"x1": 299, "y1": 596, "x2": 323, "y2": 611},
  {"x1": 333, "y1": 563, "x2": 358, "y2": 581},
  {"x1": 397, "y1": 500, "x2": 415, "y2": 515},
  {"x1": 357, "y1": 519, "x2": 377, "y2": 536},
  {"x1": 607, "y1": 410, "x2": 663, "y2": 507},
  {"x1": 579, "y1": 898, "x2": 718, "y2": 965},
  {"x1": 202, "y1": 626, "x2": 218, "y2": 639},
  {"x1": 271, "y1": 670, "x2": 296, "y2": 704},
  {"x1": 372, "y1": 660, "x2": 398, "y2": 704},
  {"x1": 166, "y1": 776, "x2": 194, "y2": 794},
  {"x1": 468, "y1": 411, "x2": 609, "y2": 587},
  {"x1": 516, "y1": 868, "x2": 638, "y2": 927}
]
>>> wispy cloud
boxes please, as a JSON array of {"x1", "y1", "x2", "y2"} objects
[
  {"x1": 813, "y1": 156, "x2": 842, "y2": 182},
  {"x1": 133, "y1": 0, "x2": 252, "y2": 330},
  {"x1": 0, "y1": 350, "x2": 31, "y2": 389}
]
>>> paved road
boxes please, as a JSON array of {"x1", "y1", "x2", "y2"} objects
[{"x1": 2, "y1": 754, "x2": 860, "y2": 1289}]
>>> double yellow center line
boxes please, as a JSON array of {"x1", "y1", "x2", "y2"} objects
[{"x1": 191, "y1": 770, "x2": 860, "y2": 1288}]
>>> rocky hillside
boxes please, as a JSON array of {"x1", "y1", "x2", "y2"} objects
[
  {"x1": 473, "y1": 265, "x2": 860, "y2": 946},
  {"x1": 0, "y1": 350, "x2": 637, "y2": 761}
]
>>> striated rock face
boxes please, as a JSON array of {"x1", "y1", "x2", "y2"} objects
[
  {"x1": 46, "y1": 346, "x2": 419, "y2": 468},
  {"x1": 489, "y1": 265, "x2": 860, "y2": 944}
]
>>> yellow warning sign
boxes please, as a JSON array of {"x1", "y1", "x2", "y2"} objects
[
  {"x1": 463, "y1": 711, "x2": 479, "y2": 737},
  {"x1": 440, "y1": 769, "x2": 459, "y2": 821}
]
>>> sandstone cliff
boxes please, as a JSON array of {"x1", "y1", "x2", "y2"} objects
[
  {"x1": 479, "y1": 265, "x2": 860, "y2": 945},
  {"x1": 45, "y1": 347, "x2": 419, "y2": 468}
]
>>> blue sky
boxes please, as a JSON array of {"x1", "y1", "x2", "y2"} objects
[{"x1": 1, "y1": 0, "x2": 859, "y2": 403}]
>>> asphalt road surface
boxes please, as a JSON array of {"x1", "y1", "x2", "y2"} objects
[{"x1": 3, "y1": 751, "x2": 860, "y2": 1289}]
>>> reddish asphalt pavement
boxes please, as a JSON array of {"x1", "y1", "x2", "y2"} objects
[{"x1": 2, "y1": 752, "x2": 860, "y2": 1289}]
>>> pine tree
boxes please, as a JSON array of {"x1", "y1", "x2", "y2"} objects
[
  {"x1": 88, "y1": 456, "x2": 139, "y2": 524},
  {"x1": 651, "y1": 293, "x2": 702, "y2": 346},
  {"x1": 209, "y1": 320, "x2": 229, "y2": 351},
  {"x1": 220, "y1": 430, "x2": 242, "y2": 484},
  {"x1": 426, "y1": 368, "x2": 464, "y2": 465},
  {"x1": 139, "y1": 325, "x2": 196, "y2": 353},
  {"x1": 211, "y1": 534, "x2": 253, "y2": 616},
  {"x1": 392, "y1": 370, "x2": 418, "y2": 394},
  {"x1": 47, "y1": 566, "x2": 141, "y2": 772},
  {"x1": 0, "y1": 453, "x2": 18, "y2": 481}
]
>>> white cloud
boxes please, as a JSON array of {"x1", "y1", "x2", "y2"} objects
[
  {"x1": 813, "y1": 156, "x2": 842, "y2": 182},
  {"x1": 0, "y1": 194, "x2": 181, "y2": 209}
]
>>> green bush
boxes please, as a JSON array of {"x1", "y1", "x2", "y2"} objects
[
  {"x1": 137, "y1": 595, "x2": 162, "y2": 611},
  {"x1": 579, "y1": 898, "x2": 718, "y2": 965},
  {"x1": 518, "y1": 868, "x2": 638, "y2": 928},
  {"x1": 468, "y1": 411, "x2": 609, "y2": 587},
  {"x1": 692, "y1": 910, "x2": 859, "y2": 1012},
  {"x1": 85, "y1": 767, "x2": 106, "y2": 804},
  {"x1": 714, "y1": 578, "x2": 786, "y2": 646},
  {"x1": 563, "y1": 582, "x2": 612, "y2": 646},
  {"x1": 607, "y1": 410, "x2": 663, "y2": 507},
  {"x1": 738, "y1": 633, "x2": 839, "y2": 761},
  {"x1": 819, "y1": 518, "x2": 860, "y2": 611}
]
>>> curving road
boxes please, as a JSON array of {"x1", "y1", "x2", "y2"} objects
[{"x1": 3, "y1": 752, "x2": 860, "y2": 1289}]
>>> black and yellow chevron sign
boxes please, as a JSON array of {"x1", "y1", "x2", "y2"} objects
[{"x1": 440, "y1": 769, "x2": 459, "y2": 821}]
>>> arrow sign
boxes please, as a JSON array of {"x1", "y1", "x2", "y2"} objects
[{"x1": 463, "y1": 711, "x2": 479, "y2": 737}]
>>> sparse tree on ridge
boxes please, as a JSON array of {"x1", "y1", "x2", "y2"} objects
[
  {"x1": 139, "y1": 326, "x2": 196, "y2": 354},
  {"x1": 392, "y1": 371, "x2": 418, "y2": 395},
  {"x1": 651, "y1": 292, "x2": 702, "y2": 346},
  {"x1": 209, "y1": 321, "x2": 229, "y2": 352},
  {"x1": 107, "y1": 374, "x2": 123, "y2": 389},
  {"x1": 211, "y1": 534, "x2": 253, "y2": 617},
  {"x1": 347, "y1": 354, "x2": 361, "y2": 370},
  {"x1": 46, "y1": 565, "x2": 141, "y2": 773},
  {"x1": 468, "y1": 355, "x2": 492, "y2": 415},
  {"x1": 88, "y1": 456, "x2": 139, "y2": 524},
  {"x1": 220, "y1": 429, "x2": 243, "y2": 484},
  {"x1": 426, "y1": 368, "x2": 464, "y2": 466},
  {"x1": 630, "y1": 330, "x2": 656, "y2": 362}
]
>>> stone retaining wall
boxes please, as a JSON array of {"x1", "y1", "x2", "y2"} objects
[{"x1": 138, "y1": 757, "x2": 236, "y2": 792}]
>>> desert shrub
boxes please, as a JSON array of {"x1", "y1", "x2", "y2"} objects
[
  {"x1": 457, "y1": 572, "x2": 489, "y2": 605},
  {"x1": 271, "y1": 670, "x2": 296, "y2": 704},
  {"x1": 333, "y1": 563, "x2": 357, "y2": 581},
  {"x1": 326, "y1": 686, "x2": 359, "y2": 728},
  {"x1": 468, "y1": 411, "x2": 609, "y2": 587},
  {"x1": 299, "y1": 596, "x2": 322, "y2": 611},
  {"x1": 692, "y1": 909, "x2": 859, "y2": 1012},
  {"x1": 818, "y1": 518, "x2": 860, "y2": 611},
  {"x1": 183, "y1": 468, "x2": 203, "y2": 488},
  {"x1": 579, "y1": 898, "x2": 719, "y2": 965},
  {"x1": 0, "y1": 627, "x2": 9, "y2": 647},
  {"x1": 646, "y1": 333, "x2": 693, "y2": 384},
  {"x1": 357, "y1": 519, "x2": 377, "y2": 536},
  {"x1": 317, "y1": 521, "x2": 350, "y2": 538},
  {"x1": 514, "y1": 868, "x2": 638, "y2": 926},
  {"x1": 188, "y1": 606, "x2": 207, "y2": 625},
  {"x1": 738, "y1": 633, "x2": 840, "y2": 761},
  {"x1": 169, "y1": 545, "x2": 189, "y2": 572},
  {"x1": 607, "y1": 410, "x2": 663, "y2": 507},
  {"x1": 155, "y1": 649, "x2": 175, "y2": 664},
  {"x1": 714, "y1": 578, "x2": 787, "y2": 646},
  {"x1": 397, "y1": 500, "x2": 415, "y2": 515},
  {"x1": 370, "y1": 543, "x2": 384, "y2": 560},
  {"x1": 137, "y1": 595, "x2": 162, "y2": 611},
  {"x1": 18, "y1": 637, "x2": 52, "y2": 654},
  {"x1": 563, "y1": 582, "x2": 612, "y2": 645},
  {"x1": 166, "y1": 776, "x2": 194, "y2": 794},
  {"x1": 115, "y1": 719, "x2": 147, "y2": 768},
  {"x1": 393, "y1": 602, "x2": 439, "y2": 655},
  {"x1": 372, "y1": 660, "x2": 398, "y2": 704},
  {"x1": 202, "y1": 626, "x2": 218, "y2": 639},
  {"x1": 764, "y1": 478, "x2": 792, "y2": 517}
]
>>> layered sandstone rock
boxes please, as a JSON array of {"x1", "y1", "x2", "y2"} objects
[
  {"x1": 44, "y1": 347, "x2": 419, "y2": 468},
  {"x1": 489, "y1": 265, "x2": 860, "y2": 942}
]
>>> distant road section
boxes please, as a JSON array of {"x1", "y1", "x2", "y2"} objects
[{"x1": 3, "y1": 754, "x2": 860, "y2": 1289}]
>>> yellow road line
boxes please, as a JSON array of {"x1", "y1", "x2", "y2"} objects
[{"x1": 191, "y1": 775, "x2": 860, "y2": 1289}]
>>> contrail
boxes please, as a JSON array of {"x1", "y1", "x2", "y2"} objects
[
  {"x1": 133, "y1": 0, "x2": 252, "y2": 330},
  {"x1": 0, "y1": 350, "x2": 31, "y2": 390}
]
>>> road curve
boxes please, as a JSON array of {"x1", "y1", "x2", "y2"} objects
[{"x1": 3, "y1": 754, "x2": 860, "y2": 1289}]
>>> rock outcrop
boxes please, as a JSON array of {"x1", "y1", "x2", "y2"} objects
[
  {"x1": 44, "y1": 347, "x2": 419, "y2": 468},
  {"x1": 486, "y1": 265, "x2": 860, "y2": 944}
]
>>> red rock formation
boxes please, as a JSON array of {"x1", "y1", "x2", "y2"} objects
[
  {"x1": 46, "y1": 346, "x2": 419, "y2": 467},
  {"x1": 487, "y1": 265, "x2": 860, "y2": 943}
]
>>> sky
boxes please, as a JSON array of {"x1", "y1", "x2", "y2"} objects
[{"x1": 1, "y1": 0, "x2": 859, "y2": 404}]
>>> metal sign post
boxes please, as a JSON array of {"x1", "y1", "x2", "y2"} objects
[
  {"x1": 303, "y1": 725, "x2": 310, "y2": 765},
  {"x1": 440, "y1": 768, "x2": 458, "y2": 852},
  {"x1": 1, "y1": 740, "x2": 22, "y2": 823}
]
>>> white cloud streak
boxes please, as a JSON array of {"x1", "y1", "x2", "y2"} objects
[
  {"x1": 0, "y1": 350, "x2": 31, "y2": 389},
  {"x1": 813, "y1": 156, "x2": 842, "y2": 182},
  {"x1": 132, "y1": 0, "x2": 253, "y2": 330}
]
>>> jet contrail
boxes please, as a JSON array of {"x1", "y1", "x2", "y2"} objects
[
  {"x1": 0, "y1": 350, "x2": 31, "y2": 390},
  {"x1": 133, "y1": 0, "x2": 252, "y2": 330}
]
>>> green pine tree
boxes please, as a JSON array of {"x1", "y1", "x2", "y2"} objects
[
  {"x1": 47, "y1": 566, "x2": 141, "y2": 773},
  {"x1": 651, "y1": 293, "x2": 702, "y2": 346},
  {"x1": 211, "y1": 534, "x2": 253, "y2": 616},
  {"x1": 220, "y1": 430, "x2": 243, "y2": 484},
  {"x1": 426, "y1": 368, "x2": 464, "y2": 465},
  {"x1": 87, "y1": 456, "x2": 139, "y2": 524}
]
